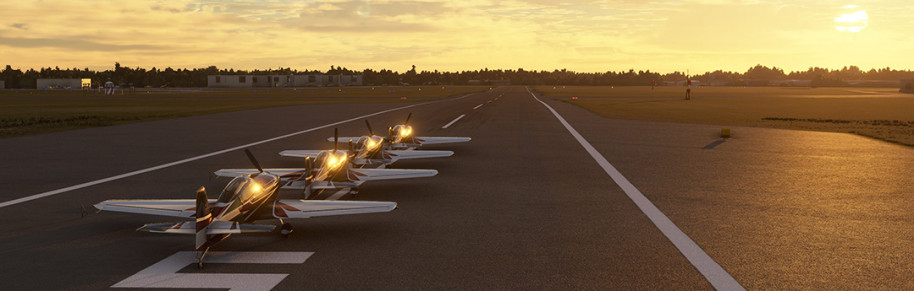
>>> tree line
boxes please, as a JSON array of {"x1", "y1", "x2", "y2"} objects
[{"x1": 3, "y1": 63, "x2": 914, "y2": 89}]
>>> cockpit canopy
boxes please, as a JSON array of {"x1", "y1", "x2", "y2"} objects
[
  {"x1": 392, "y1": 125, "x2": 412, "y2": 139},
  {"x1": 315, "y1": 151, "x2": 348, "y2": 170},
  {"x1": 217, "y1": 174, "x2": 278, "y2": 203},
  {"x1": 357, "y1": 136, "x2": 384, "y2": 150}
]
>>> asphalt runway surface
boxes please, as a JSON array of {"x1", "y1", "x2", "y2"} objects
[{"x1": 1, "y1": 86, "x2": 913, "y2": 289}]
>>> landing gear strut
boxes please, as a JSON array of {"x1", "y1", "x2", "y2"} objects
[{"x1": 197, "y1": 247, "x2": 210, "y2": 269}]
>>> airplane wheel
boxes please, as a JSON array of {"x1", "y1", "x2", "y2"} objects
[{"x1": 280, "y1": 223, "x2": 293, "y2": 238}]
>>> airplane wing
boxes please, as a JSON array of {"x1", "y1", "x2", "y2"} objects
[
  {"x1": 384, "y1": 150, "x2": 453, "y2": 161},
  {"x1": 347, "y1": 168, "x2": 438, "y2": 182},
  {"x1": 278, "y1": 150, "x2": 325, "y2": 158},
  {"x1": 327, "y1": 137, "x2": 362, "y2": 143},
  {"x1": 137, "y1": 221, "x2": 275, "y2": 234},
  {"x1": 213, "y1": 168, "x2": 307, "y2": 178},
  {"x1": 415, "y1": 137, "x2": 472, "y2": 145},
  {"x1": 273, "y1": 199, "x2": 396, "y2": 218},
  {"x1": 94, "y1": 199, "x2": 210, "y2": 218}
]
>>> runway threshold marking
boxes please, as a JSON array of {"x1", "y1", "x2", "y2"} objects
[
  {"x1": 441, "y1": 114, "x2": 466, "y2": 129},
  {"x1": 0, "y1": 93, "x2": 477, "y2": 209},
  {"x1": 525, "y1": 87, "x2": 744, "y2": 291},
  {"x1": 113, "y1": 251, "x2": 312, "y2": 290}
]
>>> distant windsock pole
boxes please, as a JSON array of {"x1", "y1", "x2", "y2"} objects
[{"x1": 685, "y1": 70, "x2": 692, "y2": 100}]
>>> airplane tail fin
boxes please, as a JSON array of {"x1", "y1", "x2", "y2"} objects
[{"x1": 194, "y1": 187, "x2": 212, "y2": 251}]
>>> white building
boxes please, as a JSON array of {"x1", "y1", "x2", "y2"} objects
[
  {"x1": 208, "y1": 75, "x2": 253, "y2": 88},
  {"x1": 209, "y1": 74, "x2": 362, "y2": 88},
  {"x1": 36, "y1": 78, "x2": 91, "y2": 89}
]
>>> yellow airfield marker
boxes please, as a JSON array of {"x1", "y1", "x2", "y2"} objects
[{"x1": 721, "y1": 128, "x2": 731, "y2": 138}]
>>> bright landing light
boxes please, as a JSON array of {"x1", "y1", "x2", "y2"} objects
[{"x1": 835, "y1": 6, "x2": 867, "y2": 33}]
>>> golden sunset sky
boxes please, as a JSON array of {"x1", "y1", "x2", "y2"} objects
[{"x1": 1, "y1": 0, "x2": 911, "y2": 73}]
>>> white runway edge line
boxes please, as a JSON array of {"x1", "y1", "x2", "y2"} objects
[
  {"x1": 525, "y1": 87, "x2": 744, "y2": 291},
  {"x1": 0, "y1": 93, "x2": 476, "y2": 209},
  {"x1": 441, "y1": 114, "x2": 466, "y2": 129}
]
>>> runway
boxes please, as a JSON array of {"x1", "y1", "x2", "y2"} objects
[{"x1": 1, "y1": 86, "x2": 913, "y2": 289}]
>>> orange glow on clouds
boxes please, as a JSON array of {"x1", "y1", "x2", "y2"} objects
[{"x1": 0, "y1": 1, "x2": 911, "y2": 73}]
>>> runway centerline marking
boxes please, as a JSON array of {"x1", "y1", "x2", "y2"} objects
[
  {"x1": 0, "y1": 92, "x2": 478, "y2": 209},
  {"x1": 473, "y1": 104, "x2": 483, "y2": 109},
  {"x1": 525, "y1": 87, "x2": 744, "y2": 291},
  {"x1": 441, "y1": 114, "x2": 466, "y2": 129},
  {"x1": 113, "y1": 251, "x2": 312, "y2": 290}
]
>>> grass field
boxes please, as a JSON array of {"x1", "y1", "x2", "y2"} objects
[
  {"x1": 0, "y1": 86, "x2": 488, "y2": 138},
  {"x1": 533, "y1": 86, "x2": 914, "y2": 146}
]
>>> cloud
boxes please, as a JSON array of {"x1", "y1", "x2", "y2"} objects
[{"x1": 0, "y1": 36, "x2": 166, "y2": 52}]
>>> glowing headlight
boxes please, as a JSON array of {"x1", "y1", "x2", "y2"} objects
[
  {"x1": 367, "y1": 139, "x2": 377, "y2": 148},
  {"x1": 400, "y1": 127, "x2": 412, "y2": 137},
  {"x1": 327, "y1": 156, "x2": 338, "y2": 167},
  {"x1": 250, "y1": 183, "x2": 261, "y2": 192}
]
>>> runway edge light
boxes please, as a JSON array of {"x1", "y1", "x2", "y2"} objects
[{"x1": 721, "y1": 128, "x2": 731, "y2": 138}]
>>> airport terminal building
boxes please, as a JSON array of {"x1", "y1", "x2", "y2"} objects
[
  {"x1": 36, "y1": 78, "x2": 92, "y2": 89},
  {"x1": 208, "y1": 74, "x2": 363, "y2": 88}
]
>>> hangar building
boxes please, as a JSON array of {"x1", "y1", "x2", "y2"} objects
[
  {"x1": 208, "y1": 74, "x2": 362, "y2": 88},
  {"x1": 36, "y1": 78, "x2": 91, "y2": 89}
]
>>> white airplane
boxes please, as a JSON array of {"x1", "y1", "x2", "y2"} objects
[
  {"x1": 334, "y1": 113, "x2": 471, "y2": 150},
  {"x1": 281, "y1": 120, "x2": 454, "y2": 167},
  {"x1": 95, "y1": 149, "x2": 396, "y2": 268},
  {"x1": 215, "y1": 129, "x2": 439, "y2": 199}
]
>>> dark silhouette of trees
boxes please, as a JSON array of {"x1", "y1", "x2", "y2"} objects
[{"x1": 2, "y1": 63, "x2": 914, "y2": 89}]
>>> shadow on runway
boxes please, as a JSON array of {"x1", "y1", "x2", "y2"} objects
[{"x1": 702, "y1": 139, "x2": 727, "y2": 150}]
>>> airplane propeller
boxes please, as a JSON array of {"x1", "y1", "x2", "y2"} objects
[
  {"x1": 333, "y1": 128, "x2": 338, "y2": 154},
  {"x1": 244, "y1": 148, "x2": 264, "y2": 173},
  {"x1": 404, "y1": 112, "x2": 411, "y2": 126},
  {"x1": 365, "y1": 120, "x2": 375, "y2": 136}
]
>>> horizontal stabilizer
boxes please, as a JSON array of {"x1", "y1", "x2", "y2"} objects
[
  {"x1": 214, "y1": 168, "x2": 307, "y2": 178},
  {"x1": 279, "y1": 150, "x2": 346, "y2": 158},
  {"x1": 416, "y1": 136, "x2": 472, "y2": 145},
  {"x1": 273, "y1": 199, "x2": 396, "y2": 218},
  {"x1": 95, "y1": 199, "x2": 213, "y2": 218},
  {"x1": 347, "y1": 168, "x2": 437, "y2": 182}
]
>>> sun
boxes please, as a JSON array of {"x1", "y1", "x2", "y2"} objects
[{"x1": 835, "y1": 5, "x2": 868, "y2": 33}]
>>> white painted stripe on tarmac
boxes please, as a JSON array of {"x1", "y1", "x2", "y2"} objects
[
  {"x1": 0, "y1": 92, "x2": 478, "y2": 209},
  {"x1": 473, "y1": 104, "x2": 483, "y2": 109},
  {"x1": 113, "y1": 251, "x2": 312, "y2": 290},
  {"x1": 526, "y1": 87, "x2": 744, "y2": 291},
  {"x1": 441, "y1": 114, "x2": 466, "y2": 129}
]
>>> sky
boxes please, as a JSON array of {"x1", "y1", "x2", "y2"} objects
[{"x1": 1, "y1": 0, "x2": 912, "y2": 74}]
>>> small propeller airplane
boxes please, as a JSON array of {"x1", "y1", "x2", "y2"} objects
[
  {"x1": 215, "y1": 128, "x2": 439, "y2": 199},
  {"x1": 333, "y1": 113, "x2": 471, "y2": 150},
  {"x1": 94, "y1": 149, "x2": 397, "y2": 268},
  {"x1": 280, "y1": 120, "x2": 455, "y2": 168}
]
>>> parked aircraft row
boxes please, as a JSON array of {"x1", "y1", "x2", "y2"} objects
[{"x1": 94, "y1": 114, "x2": 470, "y2": 267}]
